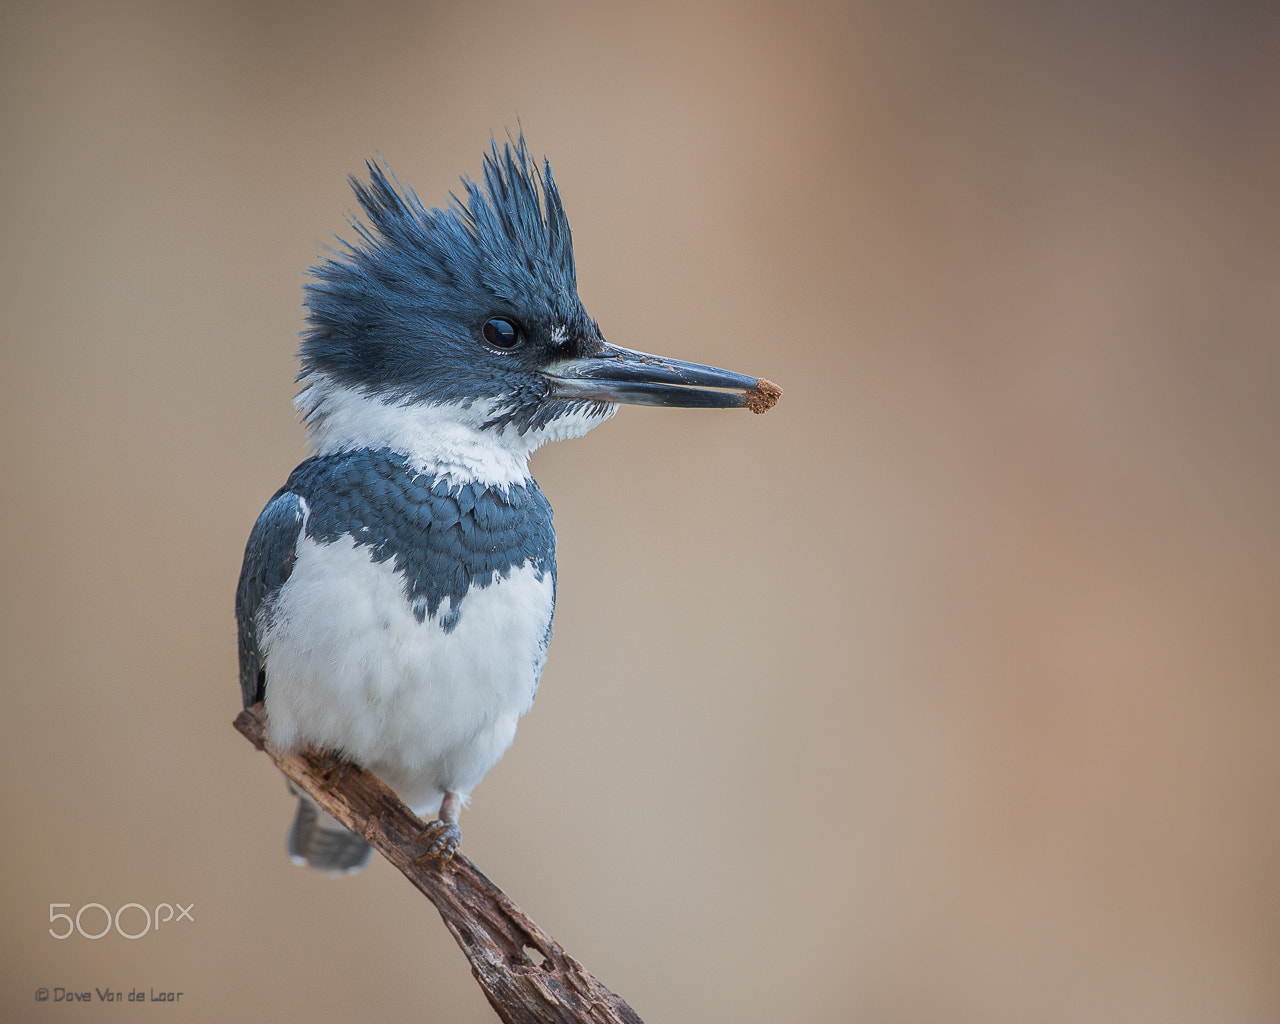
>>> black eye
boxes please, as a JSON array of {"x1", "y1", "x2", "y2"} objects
[{"x1": 482, "y1": 317, "x2": 522, "y2": 350}]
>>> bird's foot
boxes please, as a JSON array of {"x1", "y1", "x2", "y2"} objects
[
  {"x1": 315, "y1": 750, "x2": 356, "y2": 792},
  {"x1": 415, "y1": 819, "x2": 462, "y2": 863}
]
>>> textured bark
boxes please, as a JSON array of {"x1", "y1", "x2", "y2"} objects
[{"x1": 234, "y1": 704, "x2": 643, "y2": 1024}]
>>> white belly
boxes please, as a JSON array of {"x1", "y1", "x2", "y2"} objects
[{"x1": 259, "y1": 531, "x2": 553, "y2": 815}]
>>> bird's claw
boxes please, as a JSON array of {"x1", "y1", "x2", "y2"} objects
[
  {"x1": 415, "y1": 819, "x2": 462, "y2": 863},
  {"x1": 315, "y1": 750, "x2": 355, "y2": 792}
]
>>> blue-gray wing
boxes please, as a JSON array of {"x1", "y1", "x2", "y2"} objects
[{"x1": 236, "y1": 491, "x2": 305, "y2": 708}]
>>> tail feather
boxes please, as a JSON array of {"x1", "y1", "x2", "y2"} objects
[{"x1": 287, "y1": 790, "x2": 373, "y2": 875}]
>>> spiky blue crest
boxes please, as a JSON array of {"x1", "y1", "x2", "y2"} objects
[{"x1": 299, "y1": 135, "x2": 598, "y2": 412}]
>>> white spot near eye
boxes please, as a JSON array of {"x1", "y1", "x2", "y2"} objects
[{"x1": 549, "y1": 324, "x2": 569, "y2": 346}]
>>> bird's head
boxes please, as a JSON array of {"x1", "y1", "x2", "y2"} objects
[{"x1": 295, "y1": 136, "x2": 779, "y2": 479}]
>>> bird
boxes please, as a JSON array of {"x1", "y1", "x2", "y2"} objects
[{"x1": 236, "y1": 135, "x2": 780, "y2": 874}]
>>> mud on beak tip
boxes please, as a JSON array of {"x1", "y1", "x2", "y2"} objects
[{"x1": 745, "y1": 378, "x2": 782, "y2": 414}]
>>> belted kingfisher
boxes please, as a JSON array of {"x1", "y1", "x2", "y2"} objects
[{"x1": 236, "y1": 136, "x2": 779, "y2": 873}]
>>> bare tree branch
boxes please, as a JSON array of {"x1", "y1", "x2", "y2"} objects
[{"x1": 234, "y1": 704, "x2": 643, "y2": 1024}]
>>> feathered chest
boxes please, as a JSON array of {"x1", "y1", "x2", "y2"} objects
[{"x1": 280, "y1": 449, "x2": 557, "y2": 633}]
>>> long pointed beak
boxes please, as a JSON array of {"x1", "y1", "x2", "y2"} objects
[{"x1": 540, "y1": 344, "x2": 781, "y2": 414}]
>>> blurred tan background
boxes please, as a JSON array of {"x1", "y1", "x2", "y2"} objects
[{"x1": 3, "y1": 2, "x2": 1278, "y2": 1021}]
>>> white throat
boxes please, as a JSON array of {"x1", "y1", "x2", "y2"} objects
[{"x1": 294, "y1": 374, "x2": 616, "y2": 488}]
